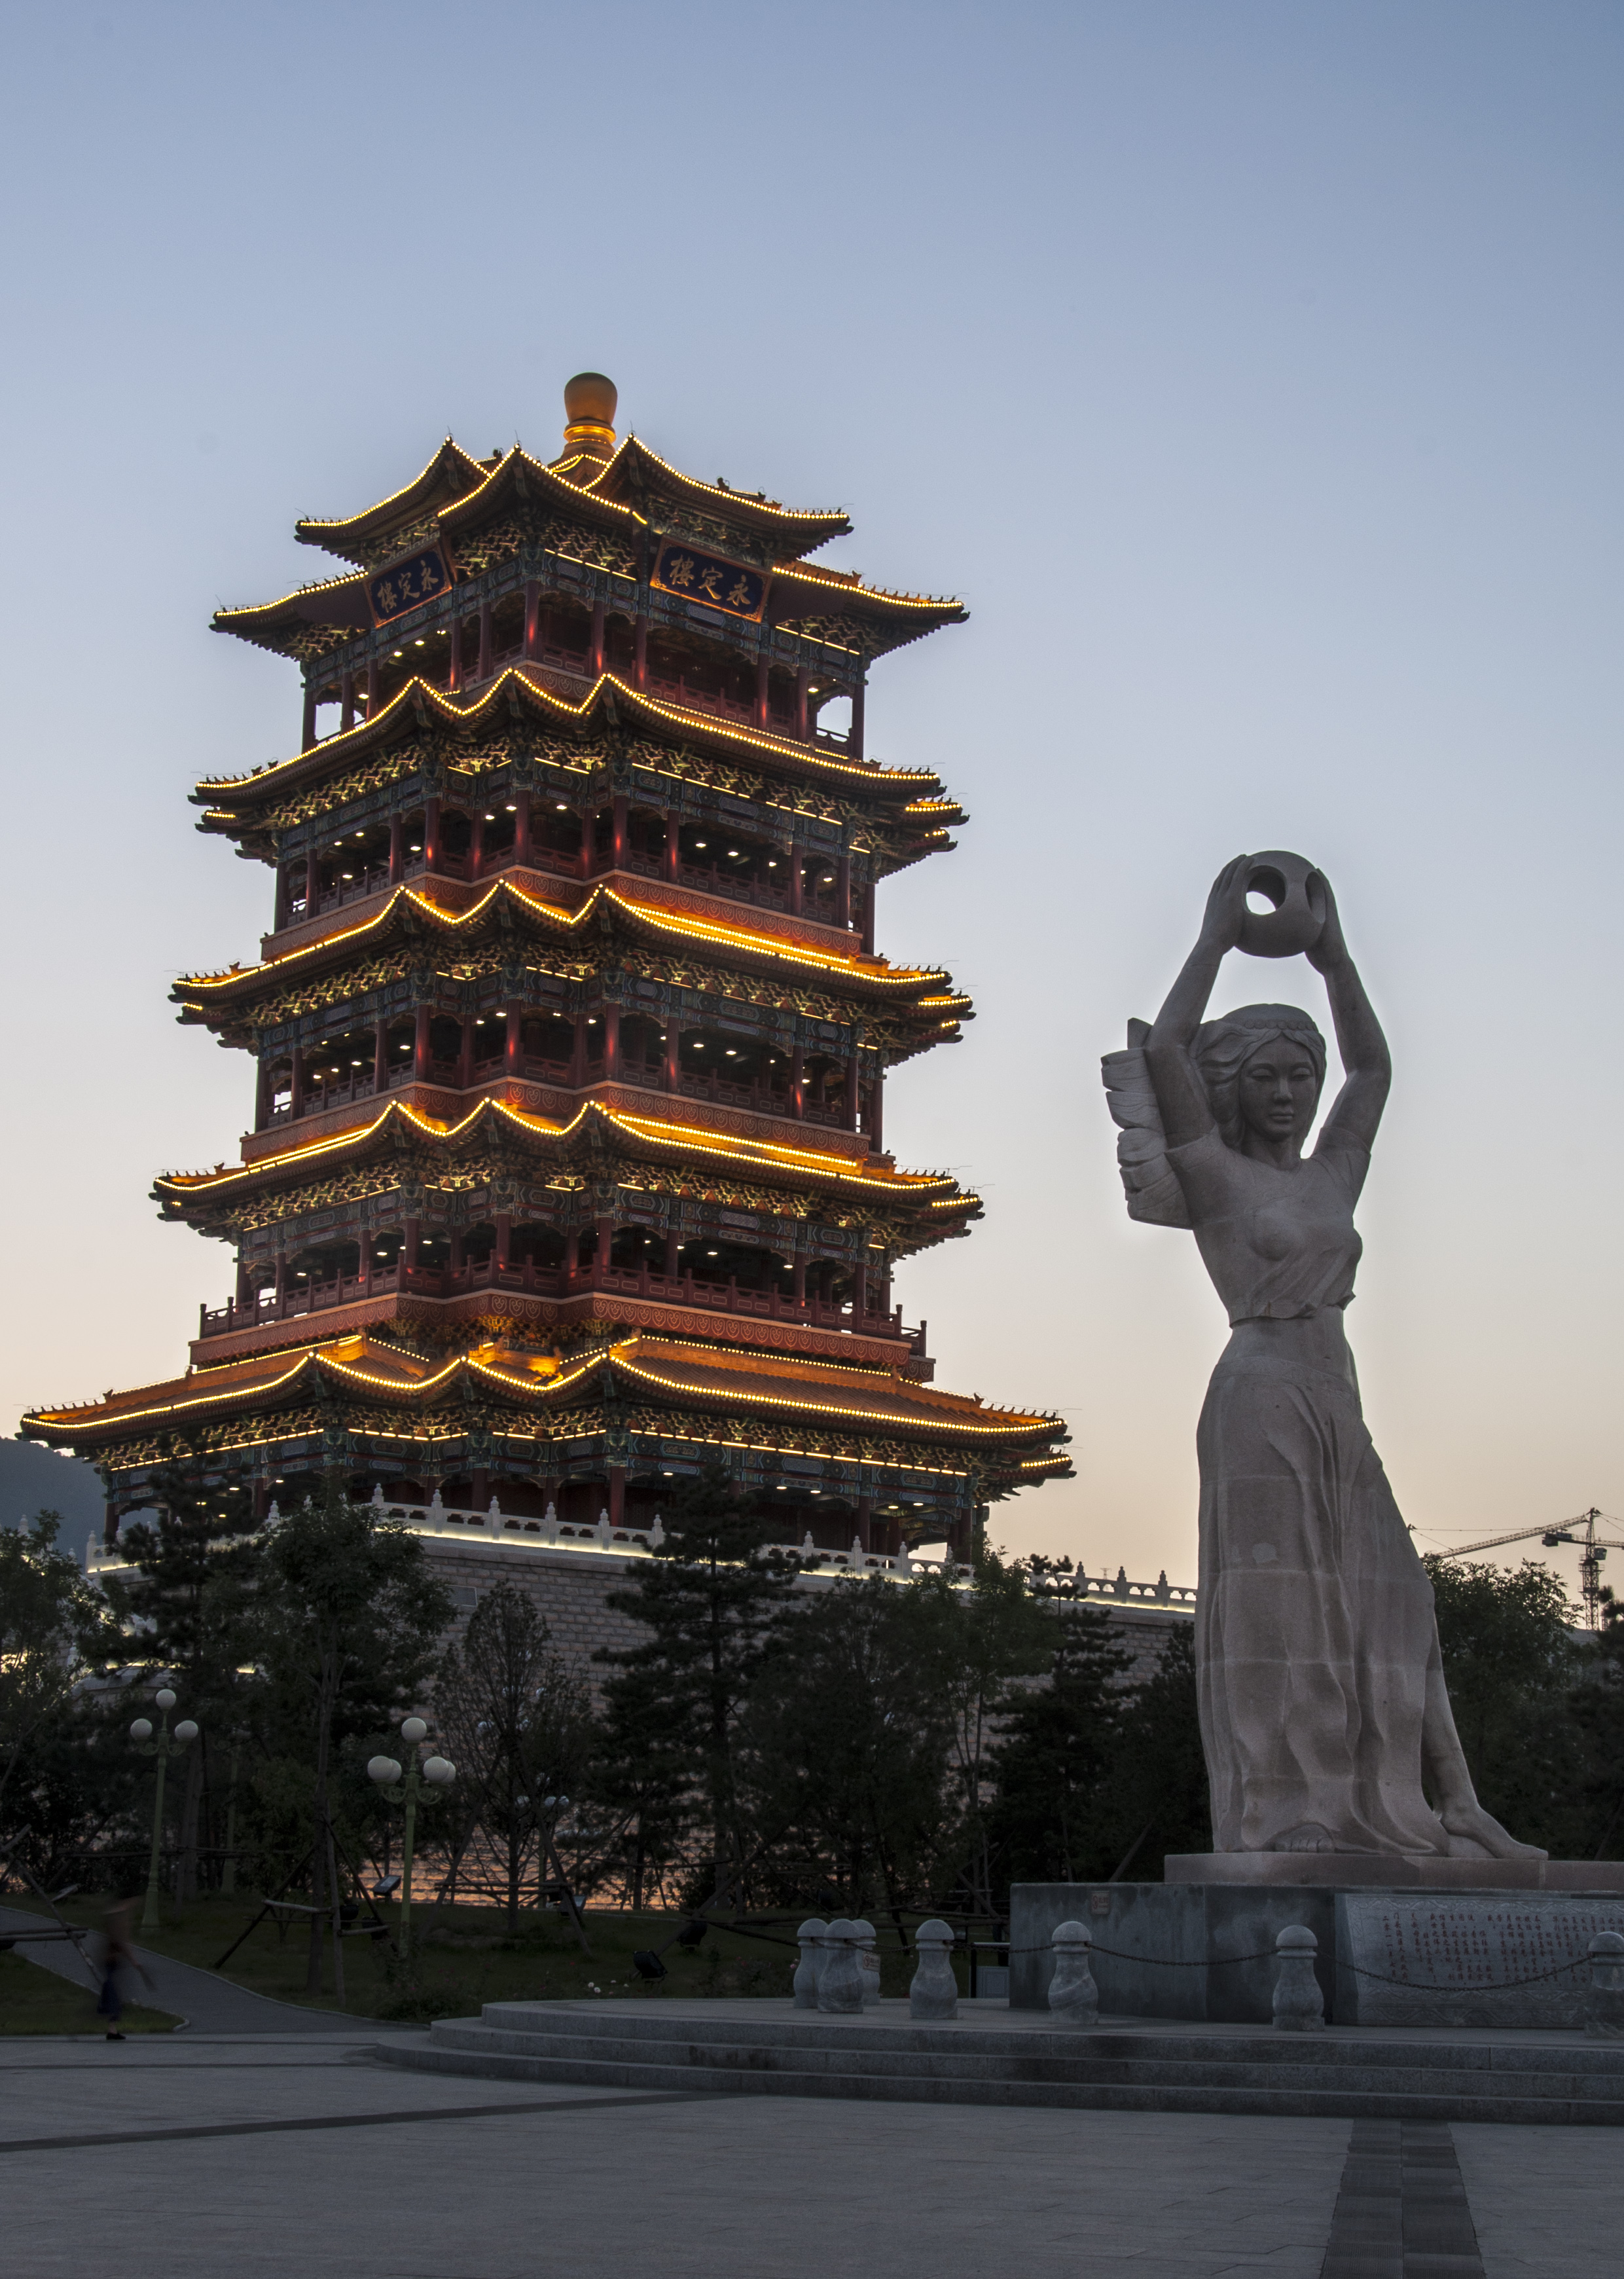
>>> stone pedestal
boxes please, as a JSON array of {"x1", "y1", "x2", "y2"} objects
[
  {"x1": 1166, "y1": 1852, "x2": 1624, "y2": 1892},
  {"x1": 1011, "y1": 1874, "x2": 1624, "y2": 2028}
]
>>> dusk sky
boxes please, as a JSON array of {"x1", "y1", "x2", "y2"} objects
[{"x1": 4, "y1": 3, "x2": 1619, "y2": 1598}]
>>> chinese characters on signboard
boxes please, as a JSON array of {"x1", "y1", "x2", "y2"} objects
[
  {"x1": 368, "y1": 547, "x2": 452, "y2": 626},
  {"x1": 650, "y1": 543, "x2": 767, "y2": 623}
]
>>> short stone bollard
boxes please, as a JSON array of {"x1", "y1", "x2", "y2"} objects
[
  {"x1": 1272, "y1": 1925, "x2": 1325, "y2": 2033},
  {"x1": 793, "y1": 1919, "x2": 825, "y2": 2009},
  {"x1": 1585, "y1": 1931, "x2": 1624, "y2": 2039},
  {"x1": 851, "y1": 1918, "x2": 882, "y2": 2008},
  {"x1": 1047, "y1": 1921, "x2": 1100, "y2": 2026},
  {"x1": 910, "y1": 1918, "x2": 959, "y2": 2020},
  {"x1": 818, "y1": 1918, "x2": 865, "y2": 2014}
]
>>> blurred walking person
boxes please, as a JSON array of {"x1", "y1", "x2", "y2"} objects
[{"x1": 96, "y1": 1901, "x2": 149, "y2": 2041}]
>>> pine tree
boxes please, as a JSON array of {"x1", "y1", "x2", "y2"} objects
[
  {"x1": 987, "y1": 1602, "x2": 1132, "y2": 1891},
  {"x1": 596, "y1": 1464, "x2": 797, "y2": 1914}
]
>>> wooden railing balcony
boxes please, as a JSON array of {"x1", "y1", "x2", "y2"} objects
[
  {"x1": 264, "y1": 1049, "x2": 852, "y2": 1132},
  {"x1": 200, "y1": 1258, "x2": 907, "y2": 1343}
]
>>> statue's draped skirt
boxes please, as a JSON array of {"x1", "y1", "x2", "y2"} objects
[{"x1": 1196, "y1": 1335, "x2": 1451, "y2": 1855}]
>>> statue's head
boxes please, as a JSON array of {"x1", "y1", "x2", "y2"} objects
[{"x1": 1195, "y1": 1004, "x2": 1326, "y2": 1152}]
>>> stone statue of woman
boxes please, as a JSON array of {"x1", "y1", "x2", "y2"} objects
[{"x1": 1104, "y1": 856, "x2": 1540, "y2": 1861}]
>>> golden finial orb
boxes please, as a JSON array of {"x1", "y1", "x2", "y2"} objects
[{"x1": 562, "y1": 373, "x2": 617, "y2": 459}]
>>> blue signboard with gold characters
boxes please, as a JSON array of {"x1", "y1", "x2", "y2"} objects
[
  {"x1": 650, "y1": 541, "x2": 767, "y2": 623},
  {"x1": 368, "y1": 547, "x2": 452, "y2": 626}
]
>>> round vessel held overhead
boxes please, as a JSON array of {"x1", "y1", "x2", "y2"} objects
[{"x1": 1237, "y1": 849, "x2": 1324, "y2": 959}]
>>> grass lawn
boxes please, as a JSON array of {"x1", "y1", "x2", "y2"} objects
[
  {"x1": 39, "y1": 1893, "x2": 856, "y2": 2021},
  {"x1": 0, "y1": 1947, "x2": 181, "y2": 2036}
]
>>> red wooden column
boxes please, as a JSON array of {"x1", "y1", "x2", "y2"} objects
[
  {"x1": 795, "y1": 666, "x2": 809, "y2": 742},
  {"x1": 340, "y1": 671, "x2": 355, "y2": 732},
  {"x1": 855, "y1": 1496, "x2": 873, "y2": 1553},
  {"x1": 866, "y1": 1071, "x2": 884, "y2": 1150},
  {"x1": 789, "y1": 1046, "x2": 804, "y2": 1120},
  {"x1": 607, "y1": 1465, "x2": 626, "y2": 1527},
  {"x1": 611, "y1": 793, "x2": 628, "y2": 869},
  {"x1": 301, "y1": 682, "x2": 317, "y2": 751},
  {"x1": 289, "y1": 1046, "x2": 306, "y2": 1120},
  {"x1": 792, "y1": 1251, "x2": 808, "y2": 1305},
  {"x1": 570, "y1": 1015, "x2": 586, "y2": 1086},
  {"x1": 860, "y1": 880, "x2": 876, "y2": 955},
  {"x1": 664, "y1": 1228, "x2": 680, "y2": 1279},
  {"x1": 469, "y1": 812, "x2": 484, "y2": 876},
  {"x1": 662, "y1": 809, "x2": 681, "y2": 881},
  {"x1": 564, "y1": 1227, "x2": 580, "y2": 1277},
  {"x1": 447, "y1": 615, "x2": 462, "y2": 693},
  {"x1": 852, "y1": 1258, "x2": 869, "y2": 1318},
  {"x1": 365, "y1": 661, "x2": 380, "y2": 711},
  {"x1": 788, "y1": 847, "x2": 803, "y2": 916},
  {"x1": 844, "y1": 1049, "x2": 861, "y2": 1130},
  {"x1": 414, "y1": 1006, "x2": 432, "y2": 1080},
  {"x1": 495, "y1": 1212, "x2": 512, "y2": 1270},
  {"x1": 403, "y1": 1216, "x2": 420, "y2": 1271},
  {"x1": 424, "y1": 797, "x2": 441, "y2": 872},
  {"x1": 589, "y1": 596, "x2": 606, "y2": 674},
  {"x1": 634, "y1": 612, "x2": 649, "y2": 690},
  {"x1": 849, "y1": 682, "x2": 865, "y2": 761},
  {"x1": 604, "y1": 1004, "x2": 621, "y2": 1080},
  {"x1": 835, "y1": 856, "x2": 852, "y2": 929},
  {"x1": 754, "y1": 656, "x2": 770, "y2": 729},
  {"x1": 388, "y1": 815, "x2": 404, "y2": 885},
  {"x1": 477, "y1": 603, "x2": 493, "y2": 680},
  {"x1": 274, "y1": 1253, "x2": 288, "y2": 1314},
  {"x1": 523, "y1": 581, "x2": 540, "y2": 659},
  {"x1": 664, "y1": 1021, "x2": 680, "y2": 1093},
  {"x1": 514, "y1": 789, "x2": 532, "y2": 865},
  {"x1": 505, "y1": 1001, "x2": 523, "y2": 1076},
  {"x1": 456, "y1": 1017, "x2": 474, "y2": 1089},
  {"x1": 254, "y1": 1057, "x2": 270, "y2": 1131},
  {"x1": 304, "y1": 849, "x2": 320, "y2": 917},
  {"x1": 372, "y1": 1019, "x2": 388, "y2": 1093},
  {"x1": 594, "y1": 1212, "x2": 614, "y2": 1280}
]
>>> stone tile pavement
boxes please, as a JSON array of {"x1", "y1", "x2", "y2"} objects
[{"x1": 0, "y1": 2032, "x2": 1615, "y2": 2277}]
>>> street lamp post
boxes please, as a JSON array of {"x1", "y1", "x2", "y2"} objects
[
  {"x1": 369, "y1": 1716, "x2": 455, "y2": 1956},
  {"x1": 129, "y1": 1687, "x2": 199, "y2": 1935}
]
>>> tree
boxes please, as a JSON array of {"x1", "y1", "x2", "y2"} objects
[
  {"x1": 741, "y1": 1575, "x2": 958, "y2": 1926},
  {"x1": 256, "y1": 1481, "x2": 452, "y2": 1992},
  {"x1": 99, "y1": 1461, "x2": 264, "y2": 1899},
  {"x1": 1425, "y1": 1556, "x2": 1585, "y2": 1856},
  {"x1": 1571, "y1": 1591, "x2": 1624, "y2": 1859},
  {"x1": 597, "y1": 1465, "x2": 797, "y2": 1912},
  {"x1": 1103, "y1": 1622, "x2": 1211, "y2": 1875},
  {"x1": 0, "y1": 1512, "x2": 124, "y2": 1881},
  {"x1": 986, "y1": 1603, "x2": 1132, "y2": 1892},
  {"x1": 902, "y1": 1545, "x2": 1054, "y2": 1916},
  {"x1": 436, "y1": 1583, "x2": 594, "y2": 1932}
]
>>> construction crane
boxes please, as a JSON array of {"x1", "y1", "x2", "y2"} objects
[{"x1": 1428, "y1": 1508, "x2": 1624, "y2": 1630}]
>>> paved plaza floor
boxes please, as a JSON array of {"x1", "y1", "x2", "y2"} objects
[{"x1": 0, "y1": 2030, "x2": 1616, "y2": 2278}]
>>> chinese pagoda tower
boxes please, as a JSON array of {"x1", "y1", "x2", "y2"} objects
[{"x1": 25, "y1": 376, "x2": 1070, "y2": 1548}]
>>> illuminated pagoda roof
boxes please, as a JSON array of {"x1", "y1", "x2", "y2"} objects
[
  {"x1": 191, "y1": 668, "x2": 965, "y2": 847},
  {"x1": 292, "y1": 438, "x2": 502, "y2": 568},
  {"x1": 151, "y1": 1095, "x2": 980, "y2": 1236},
  {"x1": 26, "y1": 1330, "x2": 1065, "y2": 1484},
  {"x1": 172, "y1": 877, "x2": 971, "y2": 1038}
]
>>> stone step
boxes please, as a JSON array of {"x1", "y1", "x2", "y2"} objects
[
  {"x1": 364, "y1": 2005, "x2": 1624, "y2": 2125},
  {"x1": 370, "y1": 2035, "x2": 1624, "y2": 2124},
  {"x1": 467, "y1": 2001, "x2": 1624, "y2": 2079}
]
